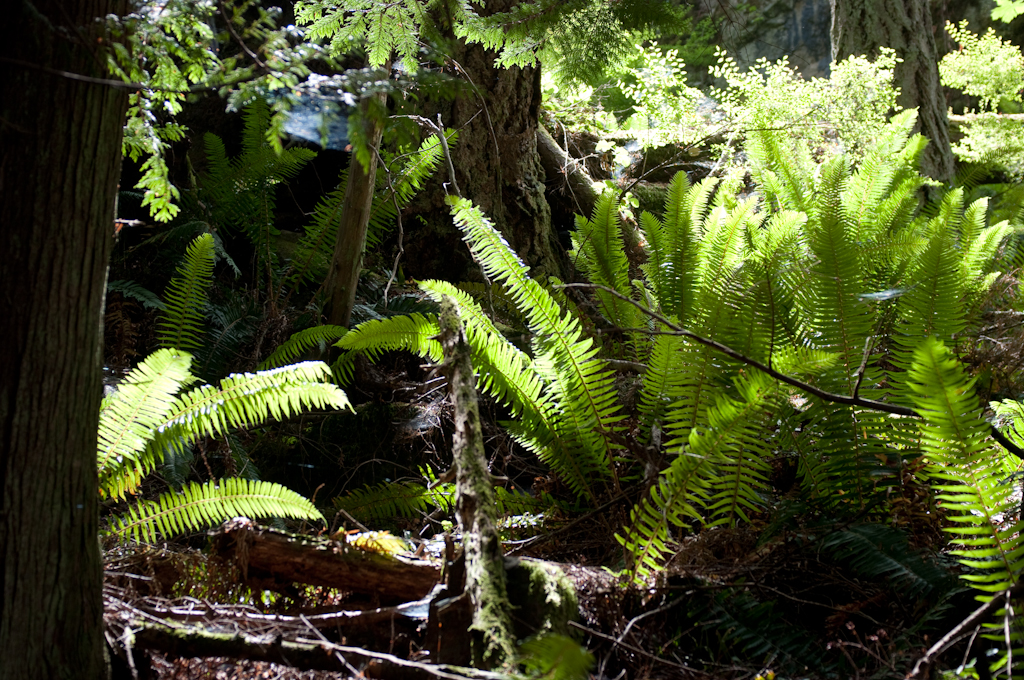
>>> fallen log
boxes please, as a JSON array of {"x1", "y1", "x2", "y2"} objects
[
  {"x1": 210, "y1": 517, "x2": 440, "y2": 604},
  {"x1": 128, "y1": 619, "x2": 509, "y2": 680}
]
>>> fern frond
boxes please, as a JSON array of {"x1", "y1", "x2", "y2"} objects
[
  {"x1": 570, "y1": 192, "x2": 642, "y2": 333},
  {"x1": 109, "y1": 478, "x2": 324, "y2": 543},
  {"x1": 910, "y1": 337, "x2": 1024, "y2": 596},
  {"x1": 617, "y1": 448, "x2": 714, "y2": 582},
  {"x1": 97, "y1": 349, "x2": 195, "y2": 499},
  {"x1": 819, "y1": 524, "x2": 954, "y2": 598},
  {"x1": 143, "y1": 362, "x2": 352, "y2": 468},
  {"x1": 157, "y1": 233, "x2": 216, "y2": 353},
  {"x1": 448, "y1": 196, "x2": 620, "y2": 498},
  {"x1": 333, "y1": 480, "x2": 454, "y2": 525},
  {"x1": 107, "y1": 279, "x2": 166, "y2": 310},
  {"x1": 701, "y1": 372, "x2": 776, "y2": 528},
  {"x1": 260, "y1": 325, "x2": 349, "y2": 369}
]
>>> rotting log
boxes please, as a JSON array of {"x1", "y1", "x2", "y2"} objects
[
  {"x1": 210, "y1": 517, "x2": 440, "y2": 604},
  {"x1": 127, "y1": 620, "x2": 510, "y2": 680},
  {"x1": 537, "y1": 123, "x2": 599, "y2": 220}
]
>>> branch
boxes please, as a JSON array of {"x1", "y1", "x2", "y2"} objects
[
  {"x1": 128, "y1": 619, "x2": 509, "y2": 680},
  {"x1": 907, "y1": 579, "x2": 1024, "y2": 679},
  {"x1": 556, "y1": 283, "x2": 1024, "y2": 459},
  {"x1": 0, "y1": 55, "x2": 267, "y2": 92}
]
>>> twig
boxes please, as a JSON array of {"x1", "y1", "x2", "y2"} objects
[
  {"x1": 597, "y1": 596, "x2": 685, "y2": 679},
  {"x1": 380, "y1": 149, "x2": 406, "y2": 305},
  {"x1": 557, "y1": 282, "x2": 1024, "y2": 460},
  {"x1": 568, "y1": 620, "x2": 710, "y2": 677},
  {"x1": 217, "y1": 0, "x2": 265, "y2": 68},
  {"x1": 852, "y1": 336, "x2": 873, "y2": 400},
  {"x1": 506, "y1": 493, "x2": 627, "y2": 556},
  {"x1": 436, "y1": 114, "x2": 461, "y2": 198},
  {"x1": 0, "y1": 55, "x2": 267, "y2": 92},
  {"x1": 907, "y1": 579, "x2": 1024, "y2": 678}
]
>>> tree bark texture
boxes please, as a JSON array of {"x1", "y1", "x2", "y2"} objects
[
  {"x1": 326, "y1": 85, "x2": 388, "y2": 328},
  {"x1": 830, "y1": 0, "x2": 954, "y2": 182},
  {"x1": 402, "y1": 0, "x2": 562, "y2": 283},
  {"x1": 0, "y1": 2, "x2": 128, "y2": 678},
  {"x1": 437, "y1": 299, "x2": 516, "y2": 669}
]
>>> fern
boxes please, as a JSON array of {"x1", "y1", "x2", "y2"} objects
[
  {"x1": 818, "y1": 524, "x2": 954, "y2": 599},
  {"x1": 570, "y1": 192, "x2": 642, "y2": 335},
  {"x1": 333, "y1": 313, "x2": 442, "y2": 383},
  {"x1": 97, "y1": 349, "x2": 195, "y2": 498},
  {"x1": 259, "y1": 325, "x2": 349, "y2": 369},
  {"x1": 107, "y1": 279, "x2": 166, "y2": 310},
  {"x1": 157, "y1": 233, "x2": 215, "y2": 353},
  {"x1": 110, "y1": 478, "x2": 325, "y2": 543},
  {"x1": 100, "y1": 354, "x2": 351, "y2": 500},
  {"x1": 284, "y1": 130, "x2": 456, "y2": 293},
  {"x1": 910, "y1": 338, "x2": 1024, "y2": 597},
  {"x1": 447, "y1": 196, "x2": 621, "y2": 499},
  {"x1": 332, "y1": 480, "x2": 454, "y2": 525}
]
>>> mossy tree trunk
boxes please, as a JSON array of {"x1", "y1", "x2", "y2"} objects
[
  {"x1": 402, "y1": 0, "x2": 562, "y2": 283},
  {"x1": 438, "y1": 298, "x2": 516, "y2": 669},
  {"x1": 0, "y1": 1, "x2": 128, "y2": 677},
  {"x1": 326, "y1": 84, "x2": 388, "y2": 328},
  {"x1": 830, "y1": 0, "x2": 955, "y2": 183}
]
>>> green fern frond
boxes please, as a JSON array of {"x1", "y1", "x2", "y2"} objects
[
  {"x1": 617, "y1": 448, "x2": 714, "y2": 582},
  {"x1": 819, "y1": 524, "x2": 954, "y2": 598},
  {"x1": 519, "y1": 633, "x2": 594, "y2": 680},
  {"x1": 639, "y1": 174, "x2": 716, "y2": 320},
  {"x1": 134, "y1": 362, "x2": 351, "y2": 480},
  {"x1": 335, "y1": 313, "x2": 442, "y2": 363},
  {"x1": 701, "y1": 372, "x2": 777, "y2": 528},
  {"x1": 333, "y1": 480, "x2": 454, "y2": 525},
  {"x1": 285, "y1": 131, "x2": 455, "y2": 293},
  {"x1": 157, "y1": 233, "x2": 215, "y2": 353},
  {"x1": 448, "y1": 196, "x2": 620, "y2": 498},
  {"x1": 703, "y1": 591, "x2": 824, "y2": 671},
  {"x1": 107, "y1": 279, "x2": 166, "y2": 310},
  {"x1": 910, "y1": 337, "x2": 1024, "y2": 596},
  {"x1": 259, "y1": 325, "x2": 349, "y2": 369},
  {"x1": 109, "y1": 478, "x2": 325, "y2": 543},
  {"x1": 570, "y1": 192, "x2": 642, "y2": 333},
  {"x1": 97, "y1": 348, "x2": 195, "y2": 499}
]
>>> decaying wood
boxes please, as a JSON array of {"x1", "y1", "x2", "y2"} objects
[
  {"x1": 537, "y1": 123, "x2": 599, "y2": 219},
  {"x1": 210, "y1": 517, "x2": 440, "y2": 604},
  {"x1": 126, "y1": 619, "x2": 509, "y2": 680},
  {"x1": 437, "y1": 298, "x2": 517, "y2": 668}
]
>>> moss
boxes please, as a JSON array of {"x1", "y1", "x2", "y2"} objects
[{"x1": 506, "y1": 558, "x2": 579, "y2": 641}]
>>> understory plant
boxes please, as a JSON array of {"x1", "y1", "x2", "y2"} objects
[
  {"x1": 327, "y1": 111, "x2": 1024, "y2": 673},
  {"x1": 939, "y1": 21, "x2": 1024, "y2": 176},
  {"x1": 99, "y1": 233, "x2": 352, "y2": 543}
]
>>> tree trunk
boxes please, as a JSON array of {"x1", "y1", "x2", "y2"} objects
[
  {"x1": 326, "y1": 86, "x2": 388, "y2": 328},
  {"x1": 0, "y1": 2, "x2": 127, "y2": 677},
  {"x1": 830, "y1": 0, "x2": 954, "y2": 183},
  {"x1": 402, "y1": 0, "x2": 562, "y2": 283}
]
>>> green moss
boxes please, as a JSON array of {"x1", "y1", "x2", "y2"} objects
[{"x1": 506, "y1": 559, "x2": 579, "y2": 641}]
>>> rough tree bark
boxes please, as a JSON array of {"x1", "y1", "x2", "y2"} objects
[
  {"x1": 0, "y1": 2, "x2": 128, "y2": 677},
  {"x1": 830, "y1": 0, "x2": 955, "y2": 182},
  {"x1": 403, "y1": 0, "x2": 562, "y2": 283}
]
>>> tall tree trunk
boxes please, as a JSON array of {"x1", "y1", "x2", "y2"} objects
[
  {"x1": 326, "y1": 86, "x2": 388, "y2": 328},
  {"x1": 830, "y1": 0, "x2": 954, "y2": 182},
  {"x1": 0, "y1": 1, "x2": 127, "y2": 677},
  {"x1": 402, "y1": 0, "x2": 562, "y2": 283}
]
